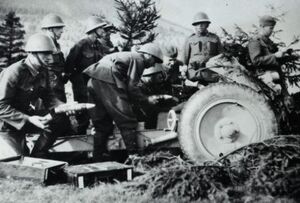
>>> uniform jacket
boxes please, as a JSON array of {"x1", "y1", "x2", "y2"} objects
[
  {"x1": 183, "y1": 32, "x2": 222, "y2": 67},
  {"x1": 65, "y1": 37, "x2": 105, "y2": 75},
  {"x1": 248, "y1": 34, "x2": 280, "y2": 70},
  {"x1": 0, "y1": 59, "x2": 62, "y2": 131},
  {"x1": 83, "y1": 52, "x2": 148, "y2": 102}
]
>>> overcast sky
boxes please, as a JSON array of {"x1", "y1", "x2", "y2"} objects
[{"x1": 157, "y1": 0, "x2": 300, "y2": 44}]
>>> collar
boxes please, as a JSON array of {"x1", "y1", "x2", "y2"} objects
[{"x1": 196, "y1": 31, "x2": 209, "y2": 37}]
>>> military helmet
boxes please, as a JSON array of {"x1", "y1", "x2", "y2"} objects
[
  {"x1": 192, "y1": 12, "x2": 211, "y2": 25},
  {"x1": 259, "y1": 15, "x2": 277, "y2": 27},
  {"x1": 138, "y1": 43, "x2": 163, "y2": 63},
  {"x1": 41, "y1": 14, "x2": 65, "y2": 28},
  {"x1": 25, "y1": 33, "x2": 56, "y2": 52},
  {"x1": 85, "y1": 16, "x2": 107, "y2": 34},
  {"x1": 164, "y1": 45, "x2": 178, "y2": 58},
  {"x1": 143, "y1": 63, "x2": 164, "y2": 76}
]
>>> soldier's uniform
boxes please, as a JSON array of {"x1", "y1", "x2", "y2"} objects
[
  {"x1": 65, "y1": 37, "x2": 105, "y2": 134},
  {"x1": 183, "y1": 11, "x2": 222, "y2": 85},
  {"x1": 48, "y1": 40, "x2": 68, "y2": 102},
  {"x1": 247, "y1": 15, "x2": 288, "y2": 95},
  {"x1": 0, "y1": 58, "x2": 69, "y2": 158},
  {"x1": 248, "y1": 35, "x2": 279, "y2": 71},
  {"x1": 83, "y1": 44, "x2": 163, "y2": 160},
  {"x1": 83, "y1": 52, "x2": 148, "y2": 159}
]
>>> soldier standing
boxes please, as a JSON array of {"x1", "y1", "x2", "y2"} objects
[
  {"x1": 0, "y1": 34, "x2": 72, "y2": 159},
  {"x1": 183, "y1": 12, "x2": 222, "y2": 85},
  {"x1": 65, "y1": 16, "x2": 107, "y2": 134},
  {"x1": 83, "y1": 43, "x2": 163, "y2": 161},
  {"x1": 41, "y1": 13, "x2": 67, "y2": 102}
]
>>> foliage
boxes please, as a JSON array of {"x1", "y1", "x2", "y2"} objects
[
  {"x1": 114, "y1": 0, "x2": 160, "y2": 51},
  {"x1": 127, "y1": 136, "x2": 300, "y2": 202},
  {"x1": 0, "y1": 11, "x2": 26, "y2": 68}
]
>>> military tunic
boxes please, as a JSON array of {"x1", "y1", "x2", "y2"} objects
[
  {"x1": 48, "y1": 39, "x2": 67, "y2": 102},
  {"x1": 183, "y1": 32, "x2": 222, "y2": 83},
  {"x1": 248, "y1": 34, "x2": 280, "y2": 71},
  {"x1": 83, "y1": 52, "x2": 148, "y2": 158},
  {"x1": 0, "y1": 59, "x2": 69, "y2": 158},
  {"x1": 65, "y1": 37, "x2": 106, "y2": 134}
]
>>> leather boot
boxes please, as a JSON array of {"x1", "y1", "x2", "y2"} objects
[
  {"x1": 120, "y1": 129, "x2": 141, "y2": 154},
  {"x1": 30, "y1": 133, "x2": 57, "y2": 158},
  {"x1": 93, "y1": 132, "x2": 110, "y2": 162}
]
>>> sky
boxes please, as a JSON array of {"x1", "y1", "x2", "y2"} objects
[{"x1": 157, "y1": 0, "x2": 300, "y2": 45}]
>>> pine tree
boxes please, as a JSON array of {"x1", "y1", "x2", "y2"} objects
[
  {"x1": 114, "y1": 0, "x2": 160, "y2": 51},
  {"x1": 0, "y1": 11, "x2": 26, "y2": 68}
]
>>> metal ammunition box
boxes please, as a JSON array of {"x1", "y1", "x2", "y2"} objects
[
  {"x1": 0, "y1": 156, "x2": 68, "y2": 184},
  {"x1": 64, "y1": 161, "x2": 133, "y2": 188}
]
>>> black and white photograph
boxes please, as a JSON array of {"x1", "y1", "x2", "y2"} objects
[{"x1": 0, "y1": 0, "x2": 299, "y2": 202}]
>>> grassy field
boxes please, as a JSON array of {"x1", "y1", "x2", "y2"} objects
[{"x1": 0, "y1": 143, "x2": 299, "y2": 203}]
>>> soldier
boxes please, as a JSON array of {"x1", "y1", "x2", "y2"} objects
[
  {"x1": 41, "y1": 13, "x2": 67, "y2": 102},
  {"x1": 65, "y1": 16, "x2": 107, "y2": 134},
  {"x1": 83, "y1": 43, "x2": 163, "y2": 161},
  {"x1": 183, "y1": 12, "x2": 222, "y2": 85},
  {"x1": 248, "y1": 15, "x2": 293, "y2": 108},
  {"x1": 0, "y1": 34, "x2": 72, "y2": 159},
  {"x1": 99, "y1": 22, "x2": 119, "y2": 54},
  {"x1": 163, "y1": 45, "x2": 184, "y2": 85}
]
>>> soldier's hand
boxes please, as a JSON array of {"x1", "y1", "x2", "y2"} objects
[
  {"x1": 275, "y1": 50, "x2": 284, "y2": 58},
  {"x1": 28, "y1": 115, "x2": 52, "y2": 130},
  {"x1": 147, "y1": 95, "x2": 159, "y2": 105}
]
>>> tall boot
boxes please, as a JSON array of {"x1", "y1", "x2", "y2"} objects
[
  {"x1": 30, "y1": 133, "x2": 57, "y2": 158},
  {"x1": 120, "y1": 129, "x2": 139, "y2": 154},
  {"x1": 93, "y1": 132, "x2": 110, "y2": 162}
]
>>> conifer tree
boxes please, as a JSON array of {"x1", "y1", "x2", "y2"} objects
[
  {"x1": 0, "y1": 11, "x2": 26, "y2": 68},
  {"x1": 114, "y1": 0, "x2": 160, "y2": 51}
]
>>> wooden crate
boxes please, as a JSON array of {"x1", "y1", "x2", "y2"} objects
[
  {"x1": 64, "y1": 161, "x2": 133, "y2": 188},
  {"x1": 0, "y1": 156, "x2": 68, "y2": 184}
]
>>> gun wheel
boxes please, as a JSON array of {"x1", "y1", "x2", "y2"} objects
[{"x1": 178, "y1": 83, "x2": 278, "y2": 163}]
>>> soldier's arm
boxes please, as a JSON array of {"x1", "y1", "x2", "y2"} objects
[
  {"x1": 0, "y1": 70, "x2": 30, "y2": 130},
  {"x1": 216, "y1": 36, "x2": 223, "y2": 54},
  {"x1": 182, "y1": 38, "x2": 191, "y2": 65},
  {"x1": 248, "y1": 39, "x2": 279, "y2": 68},
  {"x1": 65, "y1": 42, "x2": 82, "y2": 75}
]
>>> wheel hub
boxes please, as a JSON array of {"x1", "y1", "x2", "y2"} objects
[{"x1": 215, "y1": 118, "x2": 240, "y2": 143}]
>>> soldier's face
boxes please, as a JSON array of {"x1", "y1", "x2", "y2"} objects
[
  {"x1": 194, "y1": 22, "x2": 209, "y2": 34},
  {"x1": 36, "y1": 52, "x2": 54, "y2": 66},
  {"x1": 262, "y1": 25, "x2": 275, "y2": 37},
  {"x1": 95, "y1": 27, "x2": 105, "y2": 38},
  {"x1": 51, "y1": 27, "x2": 64, "y2": 40}
]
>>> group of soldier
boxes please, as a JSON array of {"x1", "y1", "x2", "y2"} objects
[{"x1": 0, "y1": 10, "x2": 290, "y2": 161}]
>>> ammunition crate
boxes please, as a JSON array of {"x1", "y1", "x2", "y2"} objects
[
  {"x1": 0, "y1": 156, "x2": 68, "y2": 184},
  {"x1": 64, "y1": 161, "x2": 133, "y2": 188}
]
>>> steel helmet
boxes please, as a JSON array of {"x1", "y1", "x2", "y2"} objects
[
  {"x1": 85, "y1": 16, "x2": 107, "y2": 34},
  {"x1": 192, "y1": 12, "x2": 211, "y2": 25},
  {"x1": 25, "y1": 33, "x2": 56, "y2": 52},
  {"x1": 164, "y1": 45, "x2": 178, "y2": 58},
  {"x1": 138, "y1": 43, "x2": 163, "y2": 63},
  {"x1": 143, "y1": 63, "x2": 164, "y2": 76},
  {"x1": 41, "y1": 14, "x2": 65, "y2": 28}
]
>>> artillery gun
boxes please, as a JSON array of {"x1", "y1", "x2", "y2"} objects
[{"x1": 142, "y1": 51, "x2": 300, "y2": 164}]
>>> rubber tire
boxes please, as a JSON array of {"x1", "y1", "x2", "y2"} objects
[{"x1": 178, "y1": 83, "x2": 278, "y2": 164}]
